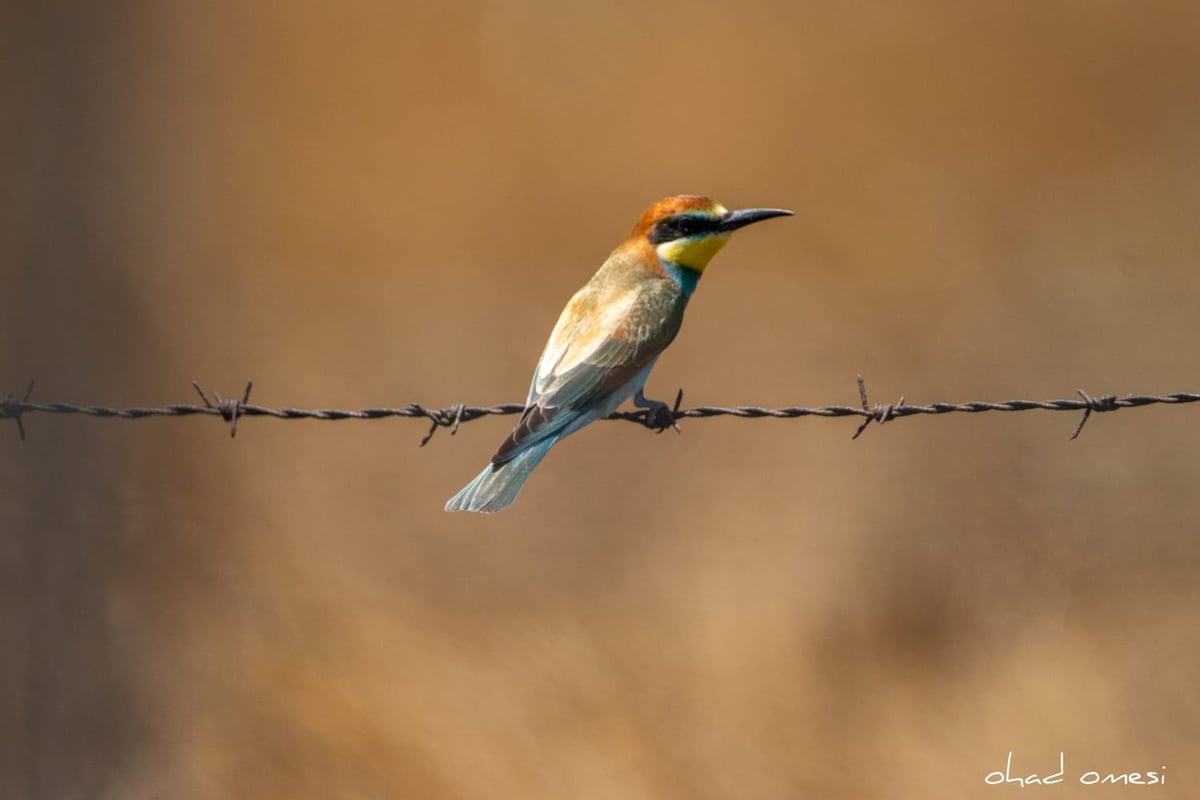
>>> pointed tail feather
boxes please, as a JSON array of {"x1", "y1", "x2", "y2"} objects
[{"x1": 444, "y1": 438, "x2": 555, "y2": 513}]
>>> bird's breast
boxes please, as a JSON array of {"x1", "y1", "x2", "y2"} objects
[{"x1": 612, "y1": 275, "x2": 688, "y2": 352}]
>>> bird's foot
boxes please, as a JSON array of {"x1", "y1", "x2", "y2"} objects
[
  {"x1": 634, "y1": 388, "x2": 683, "y2": 434},
  {"x1": 644, "y1": 401, "x2": 678, "y2": 433}
]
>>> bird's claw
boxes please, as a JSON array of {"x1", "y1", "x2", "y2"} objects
[{"x1": 643, "y1": 402, "x2": 681, "y2": 434}]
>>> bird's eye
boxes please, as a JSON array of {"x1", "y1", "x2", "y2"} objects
[{"x1": 648, "y1": 214, "x2": 710, "y2": 244}]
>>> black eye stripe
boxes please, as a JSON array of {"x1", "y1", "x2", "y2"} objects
[{"x1": 648, "y1": 214, "x2": 719, "y2": 244}]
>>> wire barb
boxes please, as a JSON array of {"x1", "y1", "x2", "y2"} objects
[
  {"x1": 851, "y1": 375, "x2": 905, "y2": 440},
  {"x1": 667, "y1": 387, "x2": 684, "y2": 434},
  {"x1": 417, "y1": 403, "x2": 467, "y2": 447},
  {"x1": 0, "y1": 380, "x2": 35, "y2": 440},
  {"x1": 193, "y1": 380, "x2": 254, "y2": 438},
  {"x1": 1070, "y1": 389, "x2": 1118, "y2": 440}
]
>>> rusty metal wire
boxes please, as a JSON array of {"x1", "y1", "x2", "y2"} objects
[{"x1": 1, "y1": 377, "x2": 1197, "y2": 444}]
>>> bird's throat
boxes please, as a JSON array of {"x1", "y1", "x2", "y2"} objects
[
  {"x1": 655, "y1": 233, "x2": 730, "y2": 274},
  {"x1": 655, "y1": 233, "x2": 729, "y2": 296},
  {"x1": 661, "y1": 260, "x2": 702, "y2": 296}
]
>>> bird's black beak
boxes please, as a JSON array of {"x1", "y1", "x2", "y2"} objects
[{"x1": 717, "y1": 207, "x2": 793, "y2": 233}]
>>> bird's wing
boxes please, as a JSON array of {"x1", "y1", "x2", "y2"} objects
[{"x1": 493, "y1": 282, "x2": 678, "y2": 464}]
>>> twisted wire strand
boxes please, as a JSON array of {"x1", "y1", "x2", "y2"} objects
[{"x1": 1, "y1": 378, "x2": 1196, "y2": 443}]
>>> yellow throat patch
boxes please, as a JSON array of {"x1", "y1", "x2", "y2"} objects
[{"x1": 654, "y1": 232, "x2": 731, "y2": 273}]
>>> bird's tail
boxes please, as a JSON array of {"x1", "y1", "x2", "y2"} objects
[{"x1": 444, "y1": 438, "x2": 556, "y2": 513}]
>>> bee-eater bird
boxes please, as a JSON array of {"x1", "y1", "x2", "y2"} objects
[{"x1": 445, "y1": 195, "x2": 792, "y2": 513}]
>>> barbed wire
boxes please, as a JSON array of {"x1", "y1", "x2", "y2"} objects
[{"x1": 2, "y1": 377, "x2": 1196, "y2": 445}]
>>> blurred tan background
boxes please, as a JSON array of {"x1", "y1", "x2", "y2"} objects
[{"x1": 3, "y1": 2, "x2": 1199, "y2": 798}]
